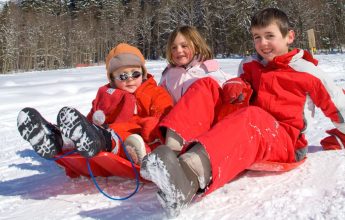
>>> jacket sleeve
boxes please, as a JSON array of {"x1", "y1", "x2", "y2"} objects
[
  {"x1": 143, "y1": 86, "x2": 173, "y2": 143},
  {"x1": 290, "y1": 58, "x2": 345, "y2": 134},
  {"x1": 308, "y1": 75, "x2": 345, "y2": 133},
  {"x1": 158, "y1": 66, "x2": 169, "y2": 87},
  {"x1": 87, "y1": 85, "x2": 136, "y2": 125},
  {"x1": 134, "y1": 82, "x2": 173, "y2": 143},
  {"x1": 134, "y1": 116, "x2": 162, "y2": 143},
  {"x1": 149, "y1": 85, "x2": 174, "y2": 119}
]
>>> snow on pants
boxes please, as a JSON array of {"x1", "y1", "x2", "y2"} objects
[{"x1": 160, "y1": 77, "x2": 296, "y2": 194}]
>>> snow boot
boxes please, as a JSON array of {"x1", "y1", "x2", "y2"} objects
[
  {"x1": 124, "y1": 134, "x2": 146, "y2": 165},
  {"x1": 57, "y1": 106, "x2": 111, "y2": 158},
  {"x1": 17, "y1": 107, "x2": 63, "y2": 159},
  {"x1": 165, "y1": 128, "x2": 184, "y2": 153},
  {"x1": 140, "y1": 145, "x2": 199, "y2": 217},
  {"x1": 178, "y1": 143, "x2": 212, "y2": 190}
]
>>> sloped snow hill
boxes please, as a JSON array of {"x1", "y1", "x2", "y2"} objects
[{"x1": 0, "y1": 55, "x2": 345, "y2": 220}]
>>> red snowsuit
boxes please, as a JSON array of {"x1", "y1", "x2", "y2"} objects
[
  {"x1": 159, "y1": 49, "x2": 345, "y2": 194},
  {"x1": 87, "y1": 74, "x2": 173, "y2": 158}
]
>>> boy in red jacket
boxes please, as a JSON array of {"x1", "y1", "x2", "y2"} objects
[
  {"x1": 140, "y1": 8, "x2": 345, "y2": 217},
  {"x1": 17, "y1": 43, "x2": 173, "y2": 165}
]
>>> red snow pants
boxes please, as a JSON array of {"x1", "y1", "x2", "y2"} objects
[{"x1": 160, "y1": 77, "x2": 296, "y2": 194}]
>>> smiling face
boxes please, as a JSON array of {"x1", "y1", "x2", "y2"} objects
[
  {"x1": 251, "y1": 22, "x2": 295, "y2": 62},
  {"x1": 170, "y1": 33, "x2": 195, "y2": 66},
  {"x1": 111, "y1": 66, "x2": 143, "y2": 93}
]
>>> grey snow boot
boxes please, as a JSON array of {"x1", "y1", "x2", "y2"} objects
[
  {"x1": 17, "y1": 107, "x2": 63, "y2": 159},
  {"x1": 57, "y1": 106, "x2": 110, "y2": 158},
  {"x1": 140, "y1": 145, "x2": 199, "y2": 217},
  {"x1": 179, "y1": 143, "x2": 212, "y2": 190}
]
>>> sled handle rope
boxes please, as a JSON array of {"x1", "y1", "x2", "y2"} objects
[
  {"x1": 48, "y1": 149, "x2": 78, "y2": 160},
  {"x1": 86, "y1": 130, "x2": 140, "y2": 200},
  {"x1": 48, "y1": 131, "x2": 140, "y2": 200}
]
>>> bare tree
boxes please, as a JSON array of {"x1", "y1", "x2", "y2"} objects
[
  {"x1": 0, "y1": 2, "x2": 21, "y2": 73},
  {"x1": 0, "y1": 0, "x2": 344, "y2": 73}
]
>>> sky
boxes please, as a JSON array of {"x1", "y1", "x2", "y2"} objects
[{"x1": 0, "y1": 55, "x2": 345, "y2": 220}]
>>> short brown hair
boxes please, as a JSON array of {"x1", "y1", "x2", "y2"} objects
[
  {"x1": 166, "y1": 26, "x2": 213, "y2": 65},
  {"x1": 250, "y1": 8, "x2": 291, "y2": 37}
]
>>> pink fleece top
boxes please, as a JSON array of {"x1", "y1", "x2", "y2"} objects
[{"x1": 159, "y1": 58, "x2": 231, "y2": 104}]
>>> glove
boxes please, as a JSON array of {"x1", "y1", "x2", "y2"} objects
[
  {"x1": 222, "y1": 78, "x2": 251, "y2": 104},
  {"x1": 320, "y1": 128, "x2": 345, "y2": 150}
]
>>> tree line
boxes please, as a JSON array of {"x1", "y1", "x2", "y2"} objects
[{"x1": 0, "y1": 0, "x2": 344, "y2": 74}]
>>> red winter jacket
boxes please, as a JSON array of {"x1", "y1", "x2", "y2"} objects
[
  {"x1": 231, "y1": 49, "x2": 345, "y2": 150},
  {"x1": 159, "y1": 49, "x2": 345, "y2": 195},
  {"x1": 87, "y1": 74, "x2": 173, "y2": 156}
]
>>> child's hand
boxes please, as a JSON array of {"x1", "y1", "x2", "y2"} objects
[
  {"x1": 217, "y1": 79, "x2": 253, "y2": 121},
  {"x1": 320, "y1": 128, "x2": 345, "y2": 150},
  {"x1": 222, "y1": 78, "x2": 251, "y2": 104}
]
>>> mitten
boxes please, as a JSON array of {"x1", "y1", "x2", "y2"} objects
[
  {"x1": 217, "y1": 78, "x2": 253, "y2": 121},
  {"x1": 222, "y1": 78, "x2": 251, "y2": 104},
  {"x1": 320, "y1": 128, "x2": 345, "y2": 150}
]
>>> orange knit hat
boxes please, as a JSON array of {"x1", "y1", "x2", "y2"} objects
[{"x1": 105, "y1": 43, "x2": 147, "y2": 82}]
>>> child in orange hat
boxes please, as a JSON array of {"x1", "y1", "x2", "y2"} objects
[{"x1": 17, "y1": 43, "x2": 173, "y2": 164}]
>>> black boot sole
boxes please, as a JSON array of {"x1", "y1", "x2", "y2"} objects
[
  {"x1": 17, "y1": 107, "x2": 62, "y2": 159},
  {"x1": 57, "y1": 107, "x2": 103, "y2": 158}
]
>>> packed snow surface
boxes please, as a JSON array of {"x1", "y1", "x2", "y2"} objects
[{"x1": 0, "y1": 55, "x2": 345, "y2": 219}]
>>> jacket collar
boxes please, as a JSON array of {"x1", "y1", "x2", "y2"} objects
[
  {"x1": 265, "y1": 49, "x2": 318, "y2": 70},
  {"x1": 166, "y1": 55, "x2": 201, "y2": 71},
  {"x1": 134, "y1": 73, "x2": 156, "y2": 96}
]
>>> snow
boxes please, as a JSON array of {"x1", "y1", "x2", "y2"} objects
[{"x1": 1, "y1": 55, "x2": 345, "y2": 220}]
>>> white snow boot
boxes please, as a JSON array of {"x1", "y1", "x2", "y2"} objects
[
  {"x1": 124, "y1": 134, "x2": 146, "y2": 165},
  {"x1": 17, "y1": 107, "x2": 63, "y2": 159}
]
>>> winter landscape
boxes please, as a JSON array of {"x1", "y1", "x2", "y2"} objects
[{"x1": 0, "y1": 55, "x2": 345, "y2": 220}]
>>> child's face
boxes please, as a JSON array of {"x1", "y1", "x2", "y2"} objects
[
  {"x1": 171, "y1": 33, "x2": 195, "y2": 66},
  {"x1": 111, "y1": 66, "x2": 143, "y2": 93},
  {"x1": 251, "y1": 22, "x2": 294, "y2": 62}
]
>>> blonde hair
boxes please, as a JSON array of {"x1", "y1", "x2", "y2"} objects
[{"x1": 166, "y1": 26, "x2": 213, "y2": 65}]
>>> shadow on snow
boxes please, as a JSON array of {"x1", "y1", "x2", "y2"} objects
[{"x1": 0, "y1": 149, "x2": 148, "y2": 201}]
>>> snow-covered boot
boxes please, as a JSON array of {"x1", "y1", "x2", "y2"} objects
[
  {"x1": 124, "y1": 134, "x2": 146, "y2": 165},
  {"x1": 57, "y1": 106, "x2": 111, "y2": 158},
  {"x1": 140, "y1": 145, "x2": 199, "y2": 217},
  {"x1": 17, "y1": 107, "x2": 63, "y2": 159}
]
